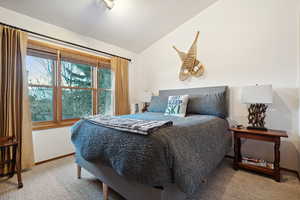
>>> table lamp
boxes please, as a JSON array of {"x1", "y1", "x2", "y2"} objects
[
  {"x1": 241, "y1": 85, "x2": 273, "y2": 131},
  {"x1": 140, "y1": 91, "x2": 152, "y2": 112}
]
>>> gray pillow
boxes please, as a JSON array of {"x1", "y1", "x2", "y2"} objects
[
  {"x1": 148, "y1": 96, "x2": 169, "y2": 113},
  {"x1": 187, "y1": 92, "x2": 227, "y2": 118}
]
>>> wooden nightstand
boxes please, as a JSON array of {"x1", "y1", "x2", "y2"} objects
[{"x1": 229, "y1": 128, "x2": 288, "y2": 182}]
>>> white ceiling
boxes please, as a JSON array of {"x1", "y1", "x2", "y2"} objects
[{"x1": 0, "y1": 0, "x2": 217, "y2": 53}]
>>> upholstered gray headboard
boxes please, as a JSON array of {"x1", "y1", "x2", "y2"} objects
[{"x1": 159, "y1": 86, "x2": 229, "y2": 118}]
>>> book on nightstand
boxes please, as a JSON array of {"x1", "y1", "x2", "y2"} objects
[{"x1": 242, "y1": 156, "x2": 274, "y2": 169}]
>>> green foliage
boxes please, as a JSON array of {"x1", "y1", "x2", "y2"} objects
[
  {"x1": 98, "y1": 90, "x2": 112, "y2": 115},
  {"x1": 98, "y1": 68, "x2": 112, "y2": 115},
  {"x1": 62, "y1": 89, "x2": 92, "y2": 119},
  {"x1": 98, "y1": 68, "x2": 112, "y2": 89},
  {"x1": 27, "y1": 57, "x2": 54, "y2": 122},
  {"x1": 61, "y1": 61, "x2": 91, "y2": 87},
  {"x1": 29, "y1": 87, "x2": 53, "y2": 121},
  {"x1": 61, "y1": 61, "x2": 93, "y2": 119}
]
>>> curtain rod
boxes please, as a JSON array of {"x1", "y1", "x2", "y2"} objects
[{"x1": 0, "y1": 21, "x2": 132, "y2": 62}]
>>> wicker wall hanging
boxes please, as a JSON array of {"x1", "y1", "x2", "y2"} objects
[{"x1": 173, "y1": 31, "x2": 204, "y2": 81}]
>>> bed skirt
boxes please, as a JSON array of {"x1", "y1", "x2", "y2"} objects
[{"x1": 75, "y1": 154, "x2": 188, "y2": 200}]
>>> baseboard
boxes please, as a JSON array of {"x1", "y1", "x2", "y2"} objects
[
  {"x1": 280, "y1": 167, "x2": 300, "y2": 181},
  {"x1": 225, "y1": 155, "x2": 300, "y2": 182},
  {"x1": 33, "y1": 153, "x2": 300, "y2": 182},
  {"x1": 35, "y1": 152, "x2": 75, "y2": 165}
]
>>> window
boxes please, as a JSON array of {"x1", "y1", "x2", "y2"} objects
[
  {"x1": 26, "y1": 40, "x2": 112, "y2": 130},
  {"x1": 98, "y1": 68, "x2": 113, "y2": 115},
  {"x1": 61, "y1": 61, "x2": 93, "y2": 119},
  {"x1": 27, "y1": 55, "x2": 56, "y2": 122}
]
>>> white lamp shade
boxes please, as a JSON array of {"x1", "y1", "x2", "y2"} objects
[
  {"x1": 140, "y1": 91, "x2": 152, "y2": 103},
  {"x1": 241, "y1": 85, "x2": 273, "y2": 104}
]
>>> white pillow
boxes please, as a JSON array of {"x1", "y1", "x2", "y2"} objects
[{"x1": 165, "y1": 95, "x2": 189, "y2": 117}]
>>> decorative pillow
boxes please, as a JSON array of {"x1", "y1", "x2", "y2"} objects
[
  {"x1": 165, "y1": 95, "x2": 189, "y2": 117},
  {"x1": 186, "y1": 92, "x2": 227, "y2": 118},
  {"x1": 148, "y1": 96, "x2": 169, "y2": 113}
]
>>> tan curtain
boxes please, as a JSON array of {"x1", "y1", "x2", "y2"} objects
[
  {"x1": 0, "y1": 26, "x2": 34, "y2": 173},
  {"x1": 111, "y1": 57, "x2": 130, "y2": 115}
]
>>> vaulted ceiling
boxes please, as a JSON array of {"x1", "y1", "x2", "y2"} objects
[{"x1": 0, "y1": 0, "x2": 217, "y2": 53}]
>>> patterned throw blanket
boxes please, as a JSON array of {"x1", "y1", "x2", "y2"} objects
[{"x1": 84, "y1": 115, "x2": 173, "y2": 135}]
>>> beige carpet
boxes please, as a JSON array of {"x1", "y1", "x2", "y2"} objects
[{"x1": 0, "y1": 157, "x2": 299, "y2": 200}]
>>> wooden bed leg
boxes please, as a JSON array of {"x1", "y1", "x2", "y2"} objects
[
  {"x1": 103, "y1": 183, "x2": 109, "y2": 200},
  {"x1": 77, "y1": 165, "x2": 81, "y2": 179}
]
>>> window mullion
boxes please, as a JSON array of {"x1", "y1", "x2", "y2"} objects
[
  {"x1": 93, "y1": 67, "x2": 98, "y2": 115},
  {"x1": 98, "y1": 67, "x2": 103, "y2": 115},
  {"x1": 28, "y1": 84, "x2": 53, "y2": 88},
  {"x1": 60, "y1": 86, "x2": 92, "y2": 90},
  {"x1": 53, "y1": 54, "x2": 58, "y2": 123},
  {"x1": 56, "y1": 50, "x2": 62, "y2": 123}
]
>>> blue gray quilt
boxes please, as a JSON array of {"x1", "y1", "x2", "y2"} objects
[{"x1": 71, "y1": 112, "x2": 231, "y2": 195}]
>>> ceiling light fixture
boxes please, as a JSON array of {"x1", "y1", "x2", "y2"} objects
[{"x1": 103, "y1": 0, "x2": 115, "y2": 9}]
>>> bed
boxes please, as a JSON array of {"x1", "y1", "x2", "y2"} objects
[{"x1": 71, "y1": 86, "x2": 232, "y2": 200}]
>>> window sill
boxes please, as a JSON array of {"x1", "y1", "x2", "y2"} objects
[{"x1": 32, "y1": 119, "x2": 80, "y2": 131}]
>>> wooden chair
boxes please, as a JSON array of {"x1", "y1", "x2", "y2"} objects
[{"x1": 0, "y1": 136, "x2": 23, "y2": 188}]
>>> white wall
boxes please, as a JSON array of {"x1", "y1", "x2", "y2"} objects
[
  {"x1": 136, "y1": 0, "x2": 300, "y2": 171},
  {"x1": 0, "y1": 6, "x2": 138, "y2": 163},
  {"x1": 32, "y1": 127, "x2": 74, "y2": 162}
]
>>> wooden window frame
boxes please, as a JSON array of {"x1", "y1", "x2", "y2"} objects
[{"x1": 28, "y1": 40, "x2": 111, "y2": 131}]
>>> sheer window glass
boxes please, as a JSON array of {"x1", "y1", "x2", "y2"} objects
[
  {"x1": 62, "y1": 89, "x2": 92, "y2": 119},
  {"x1": 61, "y1": 61, "x2": 93, "y2": 119},
  {"x1": 98, "y1": 68, "x2": 113, "y2": 115},
  {"x1": 61, "y1": 61, "x2": 92, "y2": 88},
  {"x1": 26, "y1": 55, "x2": 55, "y2": 122}
]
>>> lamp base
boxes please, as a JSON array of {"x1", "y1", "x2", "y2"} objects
[
  {"x1": 247, "y1": 126, "x2": 268, "y2": 131},
  {"x1": 141, "y1": 102, "x2": 150, "y2": 113},
  {"x1": 247, "y1": 103, "x2": 268, "y2": 131}
]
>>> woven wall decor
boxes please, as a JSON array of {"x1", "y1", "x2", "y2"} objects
[{"x1": 173, "y1": 31, "x2": 204, "y2": 81}]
